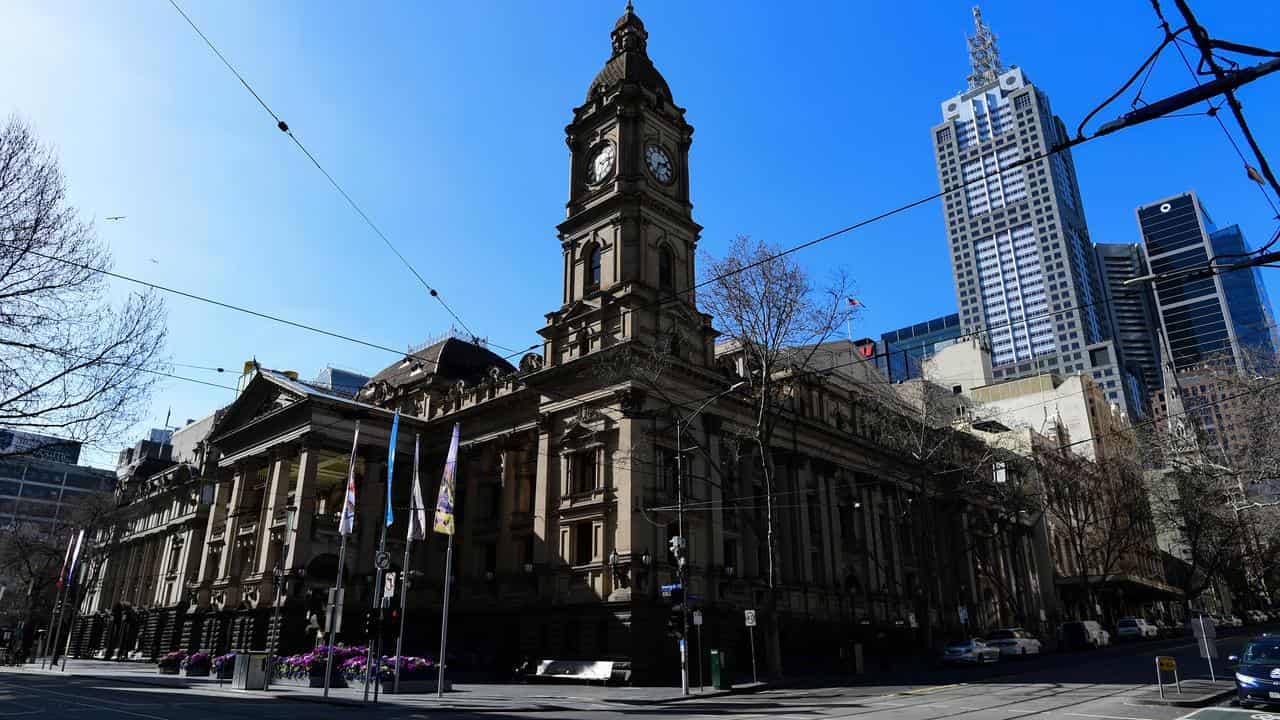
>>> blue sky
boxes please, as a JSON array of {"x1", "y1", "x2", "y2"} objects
[{"x1": 2, "y1": 1, "x2": 1277, "y2": 467}]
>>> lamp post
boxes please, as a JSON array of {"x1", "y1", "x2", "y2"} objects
[
  {"x1": 673, "y1": 381, "x2": 745, "y2": 696},
  {"x1": 266, "y1": 563, "x2": 284, "y2": 691}
]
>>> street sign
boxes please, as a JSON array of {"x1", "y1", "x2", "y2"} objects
[
  {"x1": 1157, "y1": 656, "x2": 1177, "y2": 672},
  {"x1": 375, "y1": 551, "x2": 391, "y2": 570},
  {"x1": 744, "y1": 609, "x2": 757, "y2": 627},
  {"x1": 958, "y1": 606, "x2": 969, "y2": 625},
  {"x1": 661, "y1": 583, "x2": 682, "y2": 595},
  {"x1": 384, "y1": 572, "x2": 397, "y2": 600},
  {"x1": 692, "y1": 611, "x2": 703, "y2": 626}
]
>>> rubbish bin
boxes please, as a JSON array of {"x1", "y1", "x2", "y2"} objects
[
  {"x1": 232, "y1": 651, "x2": 271, "y2": 690},
  {"x1": 709, "y1": 649, "x2": 731, "y2": 690}
]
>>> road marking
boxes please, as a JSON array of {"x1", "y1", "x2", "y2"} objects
[
  {"x1": 1059, "y1": 707, "x2": 1162, "y2": 712},
  {"x1": 902, "y1": 683, "x2": 965, "y2": 695},
  {"x1": 0, "y1": 681, "x2": 170, "y2": 720}
]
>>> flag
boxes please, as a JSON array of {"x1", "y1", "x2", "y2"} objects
[
  {"x1": 65, "y1": 530, "x2": 85, "y2": 591},
  {"x1": 408, "y1": 434, "x2": 427, "y2": 541},
  {"x1": 847, "y1": 297, "x2": 863, "y2": 308},
  {"x1": 385, "y1": 411, "x2": 401, "y2": 527},
  {"x1": 433, "y1": 424, "x2": 460, "y2": 535},
  {"x1": 55, "y1": 534, "x2": 74, "y2": 591},
  {"x1": 339, "y1": 422, "x2": 361, "y2": 536}
]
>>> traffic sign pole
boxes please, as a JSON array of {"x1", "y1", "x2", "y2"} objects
[
  {"x1": 745, "y1": 609, "x2": 758, "y2": 684},
  {"x1": 693, "y1": 610, "x2": 704, "y2": 692}
]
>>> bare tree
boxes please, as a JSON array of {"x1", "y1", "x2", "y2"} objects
[
  {"x1": 1037, "y1": 450, "x2": 1153, "y2": 619},
  {"x1": 699, "y1": 234, "x2": 854, "y2": 677},
  {"x1": 0, "y1": 115, "x2": 166, "y2": 457}
]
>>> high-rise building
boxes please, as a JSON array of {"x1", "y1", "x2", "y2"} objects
[
  {"x1": 0, "y1": 429, "x2": 115, "y2": 530},
  {"x1": 876, "y1": 313, "x2": 963, "y2": 382},
  {"x1": 932, "y1": 8, "x2": 1131, "y2": 417},
  {"x1": 1136, "y1": 191, "x2": 1277, "y2": 372},
  {"x1": 1095, "y1": 243, "x2": 1162, "y2": 410}
]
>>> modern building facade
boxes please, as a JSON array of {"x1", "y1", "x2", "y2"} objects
[
  {"x1": 1137, "y1": 192, "x2": 1277, "y2": 372},
  {"x1": 932, "y1": 8, "x2": 1133, "y2": 419},
  {"x1": 0, "y1": 430, "x2": 115, "y2": 530},
  {"x1": 1095, "y1": 243, "x2": 1162, "y2": 415},
  {"x1": 876, "y1": 313, "x2": 962, "y2": 382}
]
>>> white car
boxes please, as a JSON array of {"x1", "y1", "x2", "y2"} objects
[
  {"x1": 985, "y1": 628, "x2": 1043, "y2": 656},
  {"x1": 1116, "y1": 617, "x2": 1158, "y2": 640}
]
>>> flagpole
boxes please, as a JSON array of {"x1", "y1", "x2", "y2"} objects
[
  {"x1": 42, "y1": 534, "x2": 75, "y2": 670},
  {"x1": 57, "y1": 530, "x2": 84, "y2": 672},
  {"x1": 324, "y1": 420, "x2": 360, "y2": 699},
  {"x1": 366, "y1": 411, "x2": 400, "y2": 704},
  {"x1": 394, "y1": 434, "x2": 420, "y2": 694},
  {"x1": 41, "y1": 584, "x2": 66, "y2": 670},
  {"x1": 437, "y1": 533, "x2": 453, "y2": 699}
]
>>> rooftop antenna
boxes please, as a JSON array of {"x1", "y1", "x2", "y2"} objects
[{"x1": 966, "y1": 6, "x2": 1005, "y2": 89}]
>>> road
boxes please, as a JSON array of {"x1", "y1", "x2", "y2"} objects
[{"x1": 0, "y1": 630, "x2": 1265, "y2": 720}]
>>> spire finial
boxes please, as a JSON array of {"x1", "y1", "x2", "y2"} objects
[
  {"x1": 625, "y1": 0, "x2": 634, "y2": 12},
  {"x1": 966, "y1": 5, "x2": 1006, "y2": 90}
]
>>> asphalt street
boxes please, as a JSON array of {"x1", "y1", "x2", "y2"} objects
[{"x1": 0, "y1": 629, "x2": 1270, "y2": 720}]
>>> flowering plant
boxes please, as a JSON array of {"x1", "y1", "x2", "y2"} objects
[
  {"x1": 158, "y1": 651, "x2": 187, "y2": 669},
  {"x1": 274, "y1": 645, "x2": 367, "y2": 679},
  {"x1": 340, "y1": 654, "x2": 435, "y2": 682},
  {"x1": 182, "y1": 652, "x2": 211, "y2": 671},
  {"x1": 212, "y1": 653, "x2": 236, "y2": 673}
]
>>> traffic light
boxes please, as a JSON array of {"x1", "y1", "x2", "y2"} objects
[
  {"x1": 363, "y1": 610, "x2": 378, "y2": 638},
  {"x1": 666, "y1": 607, "x2": 684, "y2": 638}
]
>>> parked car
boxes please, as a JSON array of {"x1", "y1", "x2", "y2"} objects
[
  {"x1": 1116, "y1": 617, "x2": 1159, "y2": 640},
  {"x1": 1229, "y1": 635, "x2": 1280, "y2": 709},
  {"x1": 985, "y1": 628, "x2": 1043, "y2": 657},
  {"x1": 1059, "y1": 620, "x2": 1111, "y2": 650},
  {"x1": 1246, "y1": 610, "x2": 1268, "y2": 625},
  {"x1": 1226, "y1": 614, "x2": 1245, "y2": 629},
  {"x1": 943, "y1": 638, "x2": 1001, "y2": 664},
  {"x1": 1156, "y1": 619, "x2": 1184, "y2": 638}
]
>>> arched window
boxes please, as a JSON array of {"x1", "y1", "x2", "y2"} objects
[
  {"x1": 589, "y1": 245, "x2": 602, "y2": 287},
  {"x1": 658, "y1": 245, "x2": 674, "y2": 291},
  {"x1": 583, "y1": 243, "x2": 601, "y2": 291}
]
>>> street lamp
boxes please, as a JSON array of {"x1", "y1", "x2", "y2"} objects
[{"x1": 673, "y1": 380, "x2": 745, "y2": 695}]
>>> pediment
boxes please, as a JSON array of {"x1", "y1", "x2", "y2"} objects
[{"x1": 210, "y1": 374, "x2": 306, "y2": 438}]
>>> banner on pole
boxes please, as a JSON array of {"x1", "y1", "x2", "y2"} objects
[
  {"x1": 339, "y1": 422, "x2": 361, "y2": 536},
  {"x1": 433, "y1": 424, "x2": 460, "y2": 535},
  {"x1": 385, "y1": 411, "x2": 401, "y2": 527},
  {"x1": 55, "y1": 534, "x2": 75, "y2": 591},
  {"x1": 65, "y1": 530, "x2": 85, "y2": 590},
  {"x1": 409, "y1": 435, "x2": 427, "y2": 541}
]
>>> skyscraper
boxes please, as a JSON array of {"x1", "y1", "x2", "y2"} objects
[
  {"x1": 1136, "y1": 191, "x2": 1278, "y2": 371},
  {"x1": 932, "y1": 8, "x2": 1131, "y2": 416},
  {"x1": 1095, "y1": 243, "x2": 1162, "y2": 411}
]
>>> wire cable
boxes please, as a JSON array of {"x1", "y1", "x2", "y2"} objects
[{"x1": 165, "y1": 0, "x2": 499, "y2": 351}]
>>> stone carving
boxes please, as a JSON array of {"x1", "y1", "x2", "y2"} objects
[{"x1": 519, "y1": 353, "x2": 545, "y2": 373}]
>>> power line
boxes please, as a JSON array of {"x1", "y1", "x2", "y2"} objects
[{"x1": 165, "y1": 0, "x2": 498, "y2": 351}]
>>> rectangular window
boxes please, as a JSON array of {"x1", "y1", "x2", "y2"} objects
[
  {"x1": 574, "y1": 522, "x2": 594, "y2": 565},
  {"x1": 570, "y1": 450, "x2": 598, "y2": 494}
]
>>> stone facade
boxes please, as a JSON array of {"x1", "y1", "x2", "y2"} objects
[{"x1": 68, "y1": 6, "x2": 1064, "y2": 681}]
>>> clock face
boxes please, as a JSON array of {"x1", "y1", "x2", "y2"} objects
[
  {"x1": 645, "y1": 144, "x2": 674, "y2": 184},
  {"x1": 588, "y1": 144, "x2": 615, "y2": 184}
]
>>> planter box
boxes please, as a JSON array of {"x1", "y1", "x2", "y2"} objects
[
  {"x1": 379, "y1": 675, "x2": 451, "y2": 694},
  {"x1": 272, "y1": 674, "x2": 347, "y2": 689},
  {"x1": 158, "y1": 666, "x2": 180, "y2": 675},
  {"x1": 184, "y1": 666, "x2": 210, "y2": 677},
  {"x1": 215, "y1": 665, "x2": 235, "y2": 680}
]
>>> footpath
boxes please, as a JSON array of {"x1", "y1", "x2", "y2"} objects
[{"x1": 1, "y1": 659, "x2": 766, "y2": 710}]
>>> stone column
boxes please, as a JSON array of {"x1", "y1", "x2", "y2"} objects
[
  {"x1": 284, "y1": 445, "x2": 319, "y2": 570},
  {"x1": 797, "y1": 458, "x2": 815, "y2": 583},
  {"x1": 532, "y1": 427, "x2": 552, "y2": 565},
  {"x1": 256, "y1": 452, "x2": 293, "y2": 577},
  {"x1": 497, "y1": 445, "x2": 516, "y2": 574},
  {"x1": 196, "y1": 468, "x2": 232, "y2": 585},
  {"x1": 215, "y1": 466, "x2": 249, "y2": 580}
]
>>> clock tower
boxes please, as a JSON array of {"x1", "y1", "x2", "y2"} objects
[{"x1": 539, "y1": 2, "x2": 716, "y2": 368}]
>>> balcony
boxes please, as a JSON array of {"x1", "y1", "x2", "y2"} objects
[
  {"x1": 559, "y1": 486, "x2": 611, "y2": 514},
  {"x1": 209, "y1": 524, "x2": 226, "y2": 543},
  {"x1": 237, "y1": 522, "x2": 258, "y2": 538}
]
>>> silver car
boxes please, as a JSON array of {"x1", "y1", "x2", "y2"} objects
[{"x1": 943, "y1": 638, "x2": 1001, "y2": 664}]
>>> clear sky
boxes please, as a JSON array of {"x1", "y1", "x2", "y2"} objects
[{"x1": 2, "y1": 1, "x2": 1277, "y2": 467}]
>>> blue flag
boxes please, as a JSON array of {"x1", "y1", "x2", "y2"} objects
[{"x1": 386, "y1": 411, "x2": 400, "y2": 527}]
